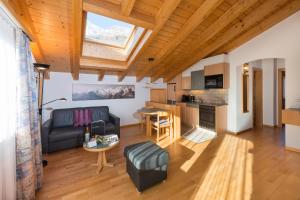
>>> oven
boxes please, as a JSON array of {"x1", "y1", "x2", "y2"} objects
[
  {"x1": 199, "y1": 105, "x2": 215, "y2": 130},
  {"x1": 205, "y1": 74, "x2": 223, "y2": 89}
]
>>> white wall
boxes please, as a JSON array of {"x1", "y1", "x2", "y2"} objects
[
  {"x1": 182, "y1": 54, "x2": 228, "y2": 77},
  {"x1": 262, "y1": 58, "x2": 276, "y2": 126},
  {"x1": 42, "y1": 72, "x2": 166, "y2": 125},
  {"x1": 228, "y1": 11, "x2": 300, "y2": 149}
]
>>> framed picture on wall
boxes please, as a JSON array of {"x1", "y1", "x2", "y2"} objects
[{"x1": 72, "y1": 83, "x2": 135, "y2": 101}]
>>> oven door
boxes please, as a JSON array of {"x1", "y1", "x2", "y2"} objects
[
  {"x1": 205, "y1": 74, "x2": 223, "y2": 89},
  {"x1": 199, "y1": 106, "x2": 215, "y2": 130}
]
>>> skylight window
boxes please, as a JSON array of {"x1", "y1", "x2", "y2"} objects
[{"x1": 85, "y1": 13, "x2": 135, "y2": 48}]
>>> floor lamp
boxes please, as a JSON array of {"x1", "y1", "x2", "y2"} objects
[{"x1": 34, "y1": 63, "x2": 50, "y2": 167}]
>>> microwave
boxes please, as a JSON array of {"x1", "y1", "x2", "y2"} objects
[{"x1": 205, "y1": 74, "x2": 223, "y2": 89}]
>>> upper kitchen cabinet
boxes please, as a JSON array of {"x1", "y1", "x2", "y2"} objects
[
  {"x1": 150, "y1": 89, "x2": 166, "y2": 104},
  {"x1": 204, "y1": 63, "x2": 229, "y2": 89},
  {"x1": 191, "y1": 70, "x2": 205, "y2": 90},
  {"x1": 181, "y1": 76, "x2": 191, "y2": 90}
]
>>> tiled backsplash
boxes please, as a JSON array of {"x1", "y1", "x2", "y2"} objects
[{"x1": 189, "y1": 89, "x2": 228, "y2": 104}]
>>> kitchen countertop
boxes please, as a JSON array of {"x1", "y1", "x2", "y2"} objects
[{"x1": 182, "y1": 102, "x2": 228, "y2": 107}]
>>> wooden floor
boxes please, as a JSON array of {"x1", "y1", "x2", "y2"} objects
[{"x1": 37, "y1": 126, "x2": 300, "y2": 200}]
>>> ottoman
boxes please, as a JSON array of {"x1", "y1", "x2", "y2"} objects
[{"x1": 124, "y1": 141, "x2": 169, "y2": 192}]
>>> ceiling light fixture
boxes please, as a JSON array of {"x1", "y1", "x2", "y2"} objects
[{"x1": 148, "y1": 57, "x2": 155, "y2": 62}]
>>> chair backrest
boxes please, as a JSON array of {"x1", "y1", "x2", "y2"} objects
[{"x1": 156, "y1": 111, "x2": 172, "y2": 126}]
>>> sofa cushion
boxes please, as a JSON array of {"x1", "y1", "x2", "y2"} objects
[
  {"x1": 124, "y1": 141, "x2": 169, "y2": 170},
  {"x1": 49, "y1": 127, "x2": 84, "y2": 142},
  {"x1": 90, "y1": 107, "x2": 109, "y2": 122},
  {"x1": 52, "y1": 109, "x2": 74, "y2": 128}
]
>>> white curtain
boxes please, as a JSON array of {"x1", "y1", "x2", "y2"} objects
[{"x1": 0, "y1": 6, "x2": 18, "y2": 200}]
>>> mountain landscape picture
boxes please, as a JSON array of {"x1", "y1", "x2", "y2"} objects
[{"x1": 72, "y1": 84, "x2": 135, "y2": 101}]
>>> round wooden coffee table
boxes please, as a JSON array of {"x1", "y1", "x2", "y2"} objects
[{"x1": 83, "y1": 141, "x2": 119, "y2": 174}]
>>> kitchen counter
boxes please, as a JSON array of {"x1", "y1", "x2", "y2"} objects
[
  {"x1": 282, "y1": 108, "x2": 300, "y2": 126},
  {"x1": 182, "y1": 102, "x2": 228, "y2": 107}
]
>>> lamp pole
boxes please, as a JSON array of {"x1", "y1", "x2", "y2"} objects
[{"x1": 34, "y1": 63, "x2": 50, "y2": 167}]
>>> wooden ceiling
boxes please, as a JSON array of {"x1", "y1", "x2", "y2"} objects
[{"x1": 3, "y1": 0, "x2": 300, "y2": 81}]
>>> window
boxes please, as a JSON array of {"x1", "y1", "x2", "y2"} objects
[{"x1": 85, "y1": 13, "x2": 135, "y2": 48}]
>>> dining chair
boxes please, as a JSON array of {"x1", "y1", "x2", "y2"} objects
[{"x1": 150, "y1": 111, "x2": 173, "y2": 142}]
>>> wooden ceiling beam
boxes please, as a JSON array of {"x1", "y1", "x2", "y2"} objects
[
  {"x1": 71, "y1": 0, "x2": 83, "y2": 80},
  {"x1": 142, "y1": 0, "x2": 260, "y2": 80},
  {"x1": 98, "y1": 70, "x2": 105, "y2": 81},
  {"x1": 80, "y1": 56, "x2": 127, "y2": 71},
  {"x1": 163, "y1": 0, "x2": 300, "y2": 82},
  {"x1": 118, "y1": 0, "x2": 182, "y2": 82},
  {"x1": 136, "y1": 0, "x2": 225, "y2": 80},
  {"x1": 83, "y1": 0, "x2": 154, "y2": 29},
  {"x1": 121, "y1": 0, "x2": 136, "y2": 16},
  {"x1": 118, "y1": 72, "x2": 125, "y2": 82}
]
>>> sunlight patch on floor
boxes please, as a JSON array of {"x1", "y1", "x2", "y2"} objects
[
  {"x1": 191, "y1": 134, "x2": 254, "y2": 200},
  {"x1": 179, "y1": 130, "x2": 212, "y2": 173}
]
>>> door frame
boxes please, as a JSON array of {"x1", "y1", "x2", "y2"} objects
[
  {"x1": 277, "y1": 68, "x2": 285, "y2": 127},
  {"x1": 252, "y1": 68, "x2": 263, "y2": 128}
]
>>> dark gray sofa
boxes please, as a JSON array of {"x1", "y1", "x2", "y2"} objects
[{"x1": 42, "y1": 106, "x2": 120, "y2": 153}]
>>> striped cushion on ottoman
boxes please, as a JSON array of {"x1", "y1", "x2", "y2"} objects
[{"x1": 124, "y1": 141, "x2": 169, "y2": 192}]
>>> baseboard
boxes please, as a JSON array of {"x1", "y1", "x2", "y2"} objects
[
  {"x1": 227, "y1": 128, "x2": 252, "y2": 135},
  {"x1": 263, "y1": 124, "x2": 275, "y2": 128},
  {"x1": 121, "y1": 123, "x2": 140, "y2": 128},
  {"x1": 285, "y1": 146, "x2": 300, "y2": 153}
]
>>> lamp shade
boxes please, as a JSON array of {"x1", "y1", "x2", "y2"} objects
[{"x1": 34, "y1": 63, "x2": 50, "y2": 71}]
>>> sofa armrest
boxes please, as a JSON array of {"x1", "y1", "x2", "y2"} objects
[
  {"x1": 42, "y1": 119, "x2": 52, "y2": 154},
  {"x1": 109, "y1": 113, "x2": 120, "y2": 138}
]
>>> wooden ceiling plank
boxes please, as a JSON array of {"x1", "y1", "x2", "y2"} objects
[
  {"x1": 71, "y1": 0, "x2": 83, "y2": 80},
  {"x1": 156, "y1": 0, "x2": 288, "y2": 80},
  {"x1": 212, "y1": 1, "x2": 300, "y2": 55},
  {"x1": 121, "y1": 0, "x2": 136, "y2": 16},
  {"x1": 138, "y1": 0, "x2": 258, "y2": 81},
  {"x1": 163, "y1": 0, "x2": 300, "y2": 82},
  {"x1": 118, "y1": 0, "x2": 182, "y2": 82},
  {"x1": 83, "y1": 0, "x2": 154, "y2": 29}
]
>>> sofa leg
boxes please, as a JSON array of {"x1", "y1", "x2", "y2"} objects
[{"x1": 136, "y1": 188, "x2": 142, "y2": 194}]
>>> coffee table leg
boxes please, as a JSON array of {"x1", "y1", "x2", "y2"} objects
[
  {"x1": 96, "y1": 152, "x2": 103, "y2": 174},
  {"x1": 103, "y1": 151, "x2": 114, "y2": 167},
  {"x1": 95, "y1": 151, "x2": 114, "y2": 174}
]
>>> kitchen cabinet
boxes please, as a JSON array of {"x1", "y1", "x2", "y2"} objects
[
  {"x1": 150, "y1": 89, "x2": 166, "y2": 103},
  {"x1": 184, "y1": 105, "x2": 199, "y2": 128},
  {"x1": 204, "y1": 63, "x2": 229, "y2": 89},
  {"x1": 177, "y1": 103, "x2": 186, "y2": 124},
  {"x1": 191, "y1": 70, "x2": 205, "y2": 90},
  {"x1": 181, "y1": 76, "x2": 191, "y2": 90}
]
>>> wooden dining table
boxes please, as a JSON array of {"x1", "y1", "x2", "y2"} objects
[{"x1": 137, "y1": 107, "x2": 170, "y2": 137}]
